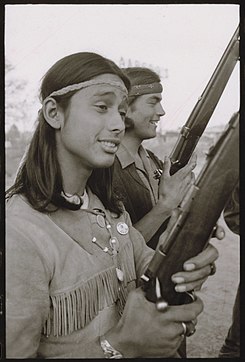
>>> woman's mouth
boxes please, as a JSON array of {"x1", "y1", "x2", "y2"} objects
[{"x1": 99, "y1": 140, "x2": 119, "y2": 153}]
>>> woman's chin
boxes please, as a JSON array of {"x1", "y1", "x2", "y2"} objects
[{"x1": 94, "y1": 156, "x2": 116, "y2": 169}]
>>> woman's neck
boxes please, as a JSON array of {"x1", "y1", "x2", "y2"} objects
[
  {"x1": 62, "y1": 178, "x2": 88, "y2": 196},
  {"x1": 59, "y1": 159, "x2": 92, "y2": 196}
]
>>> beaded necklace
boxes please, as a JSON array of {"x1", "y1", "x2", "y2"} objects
[
  {"x1": 91, "y1": 208, "x2": 124, "y2": 282},
  {"x1": 61, "y1": 189, "x2": 126, "y2": 282}
]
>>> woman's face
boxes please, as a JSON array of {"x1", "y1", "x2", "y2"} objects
[{"x1": 56, "y1": 74, "x2": 128, "y2": 172}]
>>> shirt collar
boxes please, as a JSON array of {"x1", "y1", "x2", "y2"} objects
[{"x1": 116, "y1": 142, "x2": 150, "y2": 169}]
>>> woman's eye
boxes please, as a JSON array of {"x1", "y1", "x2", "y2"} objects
[
  {"x1": 96, "y1": 104, "x2": 108, "y2": 111},
  {"x1": 119, "y1": 111, "x2": 126, "y2": 120}
]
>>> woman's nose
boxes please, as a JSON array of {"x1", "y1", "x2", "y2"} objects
[{"x1": 107, "y1": 112, "x2": 125, "y2": 133}]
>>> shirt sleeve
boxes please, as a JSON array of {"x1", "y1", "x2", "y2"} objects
[{"x1": 6, "y1": 220, "x2": 51, "y2": 358}]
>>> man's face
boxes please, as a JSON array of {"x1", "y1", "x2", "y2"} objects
[{"x1": 126, "y1": 93, "x2": 165, "y2": 141}]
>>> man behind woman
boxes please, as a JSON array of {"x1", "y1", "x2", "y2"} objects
[{"x1": 112, "y1": 67, "x2": 197, "y2": 250}]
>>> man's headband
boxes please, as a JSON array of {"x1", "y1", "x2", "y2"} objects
[
  {"x1": 42, "y1": 79, "x2": 128, "y2": 103},
  {"x1": 129, "y1": 82, "x2": 163, "y2": 97}
]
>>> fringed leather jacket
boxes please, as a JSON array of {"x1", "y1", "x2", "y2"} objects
[{"x1": 6, "y1": 190, "x2": 153, "y2": 358}]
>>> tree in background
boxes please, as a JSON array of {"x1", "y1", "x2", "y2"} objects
[
  {"x1": 5, "y1": 59, "x2": 37, "y2": 132},
  {"x1": 5, "y1": 60, "x2": 35, "y2": 187}
]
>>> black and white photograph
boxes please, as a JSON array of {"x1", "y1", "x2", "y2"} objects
[{"x1": 4, "y1": 3, "x2": 240, "y2": 359}]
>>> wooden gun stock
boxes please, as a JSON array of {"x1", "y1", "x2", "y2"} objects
[
  {"x1": 169, "y1": 25, "x2": 239, "y2": 175},
  {"x1": 142, "y1": 112, "x2": 239, "y2": 306}
]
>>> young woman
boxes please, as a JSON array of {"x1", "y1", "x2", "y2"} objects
[{"x1": 6, "y1": 52, "x2": 218, "y2": 358}]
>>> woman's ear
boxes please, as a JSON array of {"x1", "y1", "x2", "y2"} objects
[{"x1": 42, "y1": 97, "x2": 63, "y2": 129}]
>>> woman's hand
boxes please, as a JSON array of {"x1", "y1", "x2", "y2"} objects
[
  {"x1": 171, "y1": 225, "x2": 225, "y2": 292},
  {"x1": 105, "y1": 287, "x2": 203, "y2": 358}
]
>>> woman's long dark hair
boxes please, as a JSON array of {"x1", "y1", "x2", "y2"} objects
[{"x1": 6, "y1": 52, "x2": 131, "y2": 215}]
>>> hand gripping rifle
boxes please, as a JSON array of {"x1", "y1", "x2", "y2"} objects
[
  {"x1": 142, "y1": 112, "x2": 239, "y2": 329},
  {"x1": 153, "y1": 24, "x2": 239, "y2": 179}
]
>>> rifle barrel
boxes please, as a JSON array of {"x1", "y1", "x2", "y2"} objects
[{"x1": 170, "y1": 25, "x2": 239, "y2": 175}]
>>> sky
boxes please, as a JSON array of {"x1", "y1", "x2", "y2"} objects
[{"x1": 5, "y1": 4, "x2": 240, "y2": 132}]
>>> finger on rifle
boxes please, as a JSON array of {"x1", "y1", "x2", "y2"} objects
[
  {"x1": 211, "y1": 224, "x2": 225, "y2": 240},
  {"x1": 162, "y1": 156, "x2": 171, "y2": 177},
  {"x1": 182, "y1": 172, "x2": 195, "y2": 194},
  {"x1": 163, "y1": 296, "x2": 203, "y2": 323},
  {"x1": 190, "y1": 171, "x2": 196, "y2": 183},
  {"x1": 192, "y1": 318, "x2": 198, "y2": 326},
  {"x1": 176, "y1": 154, "x2": 197, "y2": 180},
  {"x1": 172, "y1": 263, "x2": 211, "y2": 285},
  {"x1": 182, "y1": 243, "x2": 219, "y2": 271},
  {"x1": 189, "y1": 152, "x2": 197, "y2": 169},
  {"x1": 174, "y1": 276, "x2": 208, "y2": 293},
  {"x1": 183, "y1": 152, "x2": 197, "y2": 173}
]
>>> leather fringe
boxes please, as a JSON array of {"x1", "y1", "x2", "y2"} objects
[{"x1": 43, "y1": 242, "x2": 137, "y2": 337}]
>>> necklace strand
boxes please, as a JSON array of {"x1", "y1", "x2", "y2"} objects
[
  {"x1": 59, "y1": 189, "x2": 125, "y2": 282},
  {"x1": 84, "y1": 208, "x2": 124, "y2": 282}
]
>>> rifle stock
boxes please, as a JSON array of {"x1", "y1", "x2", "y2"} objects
[
  {"x1": 142, "y1": 112, "x2": 239, "y2": 306},
  {"x1": 169, "y1": 25, "x2": 239, "y2": 175}
]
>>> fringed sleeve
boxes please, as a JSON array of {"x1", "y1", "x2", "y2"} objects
[{"x1": 6, "y1": 221, "x2": 51, "y2": 358}]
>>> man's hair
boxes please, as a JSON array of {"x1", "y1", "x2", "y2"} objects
[
  {"x1": 122, "y1": 67, "x2": 160, "y2": 86},
  {"x1": 6, "y1": 52, "x2": 130, "y2": 215},
  {"x1": 122, "y1": 67, "x2": 160, "y2": 105},
  {"x1": 122, "y1": 67, "x2": 161, "y2": 129}
]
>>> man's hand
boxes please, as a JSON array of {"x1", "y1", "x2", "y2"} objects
[{"x1": 158, "y1": 153, "x2": 197, "y2": 211}]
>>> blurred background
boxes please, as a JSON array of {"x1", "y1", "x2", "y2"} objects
[
  {"x1": 5, "y1": 4, "x2": 240, "y2": 186},
  {"x1": 5, "y1": 4, "x2": 240, "y2": 358}
]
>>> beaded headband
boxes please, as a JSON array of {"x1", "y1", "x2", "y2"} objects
[
  {"x1": 129, "y1": 82, "x2": 163, "y2": 96},
  {"x1": 42, "y1": 79, "x2": 128, "y2": 103}
]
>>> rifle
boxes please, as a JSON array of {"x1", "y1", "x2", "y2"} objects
[
  {"x1": 142, "y1": 112, "x2": 239, "y2": 308},
  {"x1": 168, "y1": 25, "x2": 239, "y2": 176},
  {"x1": 151, "y1": 24, "x2": 239, "y2": 249}
]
